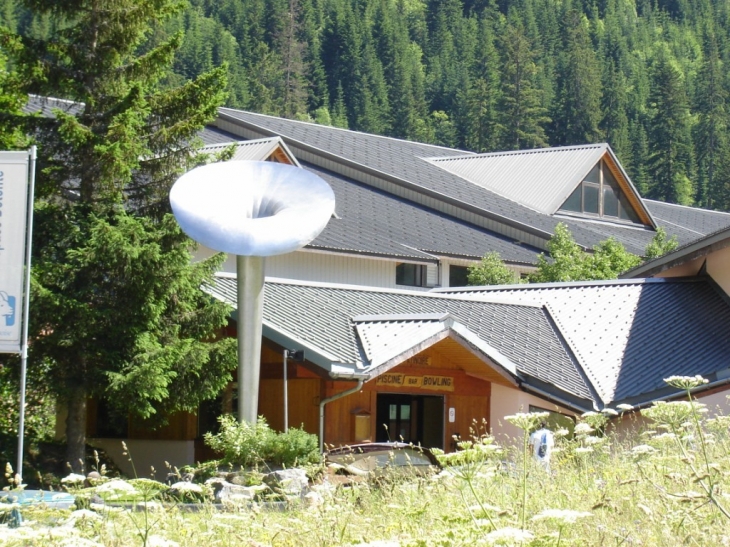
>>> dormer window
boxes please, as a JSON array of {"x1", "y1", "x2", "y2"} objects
[{"x1": 560, "y1": 160, "x2": 641, "y2": 224}]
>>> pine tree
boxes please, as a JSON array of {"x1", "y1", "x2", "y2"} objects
[
  {"x1": 0, "y1": 38, "x2": 27, "y2": 149},
  {"x1": 551, "y1": 9, "x2": 603, "y2": 145},
  {"x1": 693, "y1": 29, "x2": 730, "y2": 209},
  {"x1": 461, "y1": 13, "x2": 501, "y2": 151},
  {"x1": 646, "y1": 45, "x2": 695, "y2": 204},
  {"x1": 321, "y1": 0, "x2": 363, "y2": 127},
  {"x1": 600, "y1": 60, "x2": 631, "y2": 166},
  {"x1": 497, "y1": 19, "x2": 550, "y2": 150},
  {"x1": 1, "y1": 0, "x2": 234, "y2": 472}
]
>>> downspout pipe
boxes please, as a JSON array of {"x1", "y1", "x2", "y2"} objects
[{"x1": 319, "y1": 373, "x2": 368, "y2": 453}]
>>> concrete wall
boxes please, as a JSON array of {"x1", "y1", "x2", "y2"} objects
[{"x1": 90, "y1": 438, "x2": 195, "y2": 479}]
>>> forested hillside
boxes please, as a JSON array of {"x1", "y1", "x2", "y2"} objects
[{"x1": 3, "y1": 0, "x2": 730, "y2": 210}]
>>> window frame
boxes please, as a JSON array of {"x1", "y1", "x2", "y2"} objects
[{"x1": 559, "y1": 160, "x2": 642, "y2": 224}]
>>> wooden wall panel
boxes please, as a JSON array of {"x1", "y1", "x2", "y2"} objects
[
  {"x1": 259, "y1": 379, "x2": 320, "y2": 434},
  {"x1": 444, "y1": 394, "x2": 490, "y2": 450},
  {"x1": 323, "y1": 383, "x2": 371, "y2": 448}
]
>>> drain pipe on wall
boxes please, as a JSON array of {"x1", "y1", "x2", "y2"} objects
[{"x1": 319, "y1": 372, "x2": 368, "y2": 452}]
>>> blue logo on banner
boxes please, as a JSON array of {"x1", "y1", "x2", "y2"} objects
[{"x1": 0, "y1": 291, "x2": 16, "y2": 327}]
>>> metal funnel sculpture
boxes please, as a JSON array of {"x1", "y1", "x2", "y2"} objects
[{"x1": 170, "y1": 161, "x2": 335, "y2": 423}]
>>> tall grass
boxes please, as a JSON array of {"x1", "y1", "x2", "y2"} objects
[{"x1": 2, "y1": 377, "x2": 729, "y2": 546}]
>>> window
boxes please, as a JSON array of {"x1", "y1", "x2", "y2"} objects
[
  {"x1": 449, "y1": 265, "x2": 469, "y2": 287},
  {"x1": 559, "y1": 160, "x2": 642, "y2": 224},
  {"x1": 396, "y1": 263, "x2": 427, "y2": 287}
]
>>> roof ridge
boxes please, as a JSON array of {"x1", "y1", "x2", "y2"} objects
[
  {"x1": 428, "y1": 143, "x2": 607, "y2": 163},
  {"x1": 644, "y1": 198, "x2": 730, "y2": 216},
  {"x1": 214, "y1": 273, "x2": 544, "y2": 307},
  {"x1": 431, "y1": 277, "x2": 698, "y2": 293},
  {"x1": 218, "y1": 107, "x2": 473, "y2": 155}
]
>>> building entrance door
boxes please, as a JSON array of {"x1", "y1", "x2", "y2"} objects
[{"x1": 375, "y1": 394, "x2": 444, "y2": 449}]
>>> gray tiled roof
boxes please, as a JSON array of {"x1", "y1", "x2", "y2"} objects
[
  {"x1": 216, "y1": 109, "x2": 726, "y2": 254},
  {"x1": 198, "y1": 125, "x2": 245, "y2": 145},
  {"x1": 354, "y1": 314, "x2": 453, "y2": 367},
  {"x1": 308, "y1": 162, "x2": 542, "y2": 263},
  {"x1": 24, "y1": 95, "x2": 83, "y2": 117},
  {"x1": 644, "y1": 199, "x2": 730, "y2": 237},
  {"x1": 208, "y1": 276, "x2": 594, "y2": 404},
  {"x1": 437, "y1": 278, "x2": 730, "y2": 406},
  {"x1": 24, "y1": 98, "x2": 730, "y2": 254}
]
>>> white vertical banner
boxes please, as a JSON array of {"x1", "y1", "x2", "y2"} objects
[{"x1": 0, "y1": 151, "x2": 31, "y2": 354}]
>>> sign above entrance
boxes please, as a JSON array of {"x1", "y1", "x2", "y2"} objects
[{"x1": 376, "y1": 373, "x2": 454, "y2": 392}]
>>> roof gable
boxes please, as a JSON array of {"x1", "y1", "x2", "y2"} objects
[
  {"x1": 201, "y1": 136, "x2": 298, "y2": 165},
  {"x1": 428, "y1": 144, "x2": 655, "y2": 228},
  {"x1": 428, "y1": 144, "x2": 607, "y2": 215},
  {"x1": 352, "y1": 313, "x2": 519, "y2": 386}
]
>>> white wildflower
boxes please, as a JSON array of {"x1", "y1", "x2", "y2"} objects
[
  {"x1": 664, "y1": 375, "x2": 709, "y2": 389},
  {"x1": 617, "y1": 404, "x2": 634, "y2": 412},
  {"x1": 575, "y1": 447, "x2": 594, "y2": 454},
  {"x1": 601, "y1": 408, "x2": 618, "y2": 416},
  {"x1": 574, "y1": 423, "x2": 594, "y2": 435},
  {"x1": 631, "y1": 444, "x2": 657, "y2": 455},
  {"x1": 554, "y1": 428, "x2": 570, "y2": 438},
  {"x1": 95, "y1": 479, "x2": 138, "y2": 493},
  {"x1": 582, "y1": 435, "x2": 603, "y2": 445},
  {"x1": 61, "y1": 473, "x2": 86, "y2": 484}
]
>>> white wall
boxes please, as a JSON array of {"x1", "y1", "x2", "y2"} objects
[
  {"x1": 195, "y1": 246, "x2": 397, "y2": 287},
  {"x1": 90, "y1": 438, "x2": 196, "y2": 479},
  {"x1": 195, "y1": 246, "x2": 451, "y2": 290},
  {"x1": 490, "y1": 383, "x2": 578, "y2": 446}
]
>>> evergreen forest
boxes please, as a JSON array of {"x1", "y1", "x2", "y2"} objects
[{"x1": 3, "y1": 0, "x2": 730, "y2": 210}]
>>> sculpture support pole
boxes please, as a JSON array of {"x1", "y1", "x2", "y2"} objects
[{"x1": 236, "y1": 255, "x2": 265, "y2": 424}]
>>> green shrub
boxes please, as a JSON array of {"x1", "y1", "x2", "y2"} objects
[
  {"x1": 270, "y1": 426, "x2": 321, "y2": 467},
  {"x1": 203, "y1": 415, "x2": 320, "y2": 468}
]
